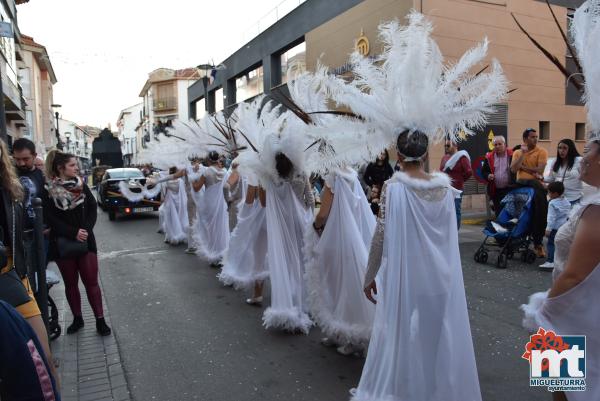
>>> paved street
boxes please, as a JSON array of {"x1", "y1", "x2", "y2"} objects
[{"x1": 51, "y1": 207, "x2": 555, "y2": 401}]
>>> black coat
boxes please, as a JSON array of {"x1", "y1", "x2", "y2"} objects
[
  {"x1": 363, "y1": 162, "x2": 394, "y2": 188},
  {"x1": 0, "y1": 188, "x2": 27, "y2": 277},
  {"x1": 43, "y1": 184, "x2": 98, "y2": 260}
]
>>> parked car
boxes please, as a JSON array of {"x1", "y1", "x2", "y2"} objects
[{"x1": 97, "y1": 168, "x2": 162, "y2": 221}]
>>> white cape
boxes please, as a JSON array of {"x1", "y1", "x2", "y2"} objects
[
  {"x1": 218, "y1": 199, "x2": 269, "y2": 289},
  {"x1": 262, "y1": 180, "x2": 314, "y2": 334},
  {"x1": 193, "y1": 178, "x2": 229, "y2": 262},
  {"x1": 304, "y1": 169, "x2": 376, "y2": 345},
  {"x1": 352, "y1": 172, "x2": 481, "y2": 401},
  {"x1": 159, "y1": 179, "x2": 188, "y2": 244}
]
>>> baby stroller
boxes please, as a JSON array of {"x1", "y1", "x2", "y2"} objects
[
  {"x1": 474, "y1": 187, "x2": 537, "y2": 269},
  {"x1": 46, "y1": 270, "x2": 61, "y2": 340}
]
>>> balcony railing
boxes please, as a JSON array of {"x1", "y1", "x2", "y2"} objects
[{"x1": 152, "y1": 97, "x2": 177, "y2": 112}]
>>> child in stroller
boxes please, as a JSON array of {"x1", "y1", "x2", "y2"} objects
[{"x1": 474, "y1": 187, "x2": 537, "y2": 268}]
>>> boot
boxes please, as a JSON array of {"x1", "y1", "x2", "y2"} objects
[
  {"x1": 96, "y1": 317, "x2": 112, "y2": 336},
  {"x1": 66, "y1": 316, "x2": 84, "y2": 334}
]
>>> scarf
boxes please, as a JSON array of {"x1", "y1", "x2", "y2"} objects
[
  {"x1": 46, "y1": 176, "x2": 85, "y2": 211},
  {"x1": 442, "y1": 150, "x2": 471, "y2": 172}
]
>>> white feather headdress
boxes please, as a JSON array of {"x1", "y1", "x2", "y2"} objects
[
  {"x1": 572, "y1": 0, "x2": 600, "y2": 138},
  {"x1": 321, "y1": 12, "x2": 508, "y2": 150}
]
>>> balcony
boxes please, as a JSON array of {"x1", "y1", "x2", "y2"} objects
[{"x1": 152, "y1": 97, "x2": 177, "y2": 112}]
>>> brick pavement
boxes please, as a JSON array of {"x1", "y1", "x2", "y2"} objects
[{"x1": 48, "y1": 263, "x2": 131, "y2": 401}]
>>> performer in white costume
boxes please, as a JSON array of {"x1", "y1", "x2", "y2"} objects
[
  {"x1": 218, "y1": 98, "x2": 281, "y2": 303},
  {"x1": 158, "y1": 167, "x2": 188, "y2": 245},
  {"x1": 192, "y1": 151, "x2": 229, "y2": 265},
  {"x1": 304, "y1": 166, "x2": 375, "y2": 355},
  {"x1": 242, "y1": 116, "x2": 316, "y2": 334},
  {"x1": 315, "y1": 12, "x2": 507, "y2": 401},
  {"x1": 521, "y1": 2, "x2": 600, "y2": 400}
]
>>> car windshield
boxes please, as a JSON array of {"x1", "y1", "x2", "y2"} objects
[{"x1": 108, "y1": 170, "x2": 144, "y2": 179}]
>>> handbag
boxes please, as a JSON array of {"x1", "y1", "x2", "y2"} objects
[
  {"x1": 56, "y1": 202, "x2": 88, "y2": 259},
  {"x1": 0, "y1": 206, "x2": 31, "y2": 307}
]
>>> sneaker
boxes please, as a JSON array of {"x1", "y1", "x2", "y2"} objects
[
  {"x1": 336, "y1": 343, "x2": 357, "y2": 356},
  {"x1": 185, "y1": 247, "x2": 197, "y2": 254},
  {"x1": 534, "y1": 245, "x2": 546, "y2": 259},
  {"x1": 245, "y1": 296, "x2": 263, "y2": 306},
  {"x1": 66, "y1": 316, "x2": 84, "y2": 334},
  {"x1": 320, "y1": 337, "x2": 338, "y2": 347},
  {"x1": 96, "y1": 317, "x2": 112, "y2": 336},
  {"x1": 539, "y1": 262, "x2": 554, "y2": 270}
]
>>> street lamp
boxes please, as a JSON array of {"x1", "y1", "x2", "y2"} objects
[
  {"x1": 51, "y1": 104, "x2": 63, "y2": 150},
  {"x1": 64, "y1": 132, "x2": 71, "y2": 152},
  {"x1": 196, "y1": 63, "x2": 213, "y2": 112}
]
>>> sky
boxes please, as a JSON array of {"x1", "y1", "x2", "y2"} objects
[{"x1": 18, "y1": 0, "x2": 291, "y2": 129}]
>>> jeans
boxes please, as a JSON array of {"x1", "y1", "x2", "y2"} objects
[
  {"x1": 454, "y1": 195, "x2": 463, "y2": 230},
  {"x1": 546, "y1": 229, "x2": 557, "y2": 263}
]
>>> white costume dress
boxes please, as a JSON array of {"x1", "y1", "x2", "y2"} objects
[
  {"x1": 304, "y1": 167, "x2": 375, "y2": 346},
  {"x1": 262, "y1": 174, "x2": 315, "y2": 334},
  {"x1": 218, "y1": 175, "x2": 269, "y2": 289},
  {"x1": 352, "y1": 172, "x2": 481, "y2": 401},
  {"x1": 159, "y1": 178, "x2": 188, "y2": 244},
  {"x1": 193, "y1": 165, "x2": 229, "y2": 262},
  {"x1": 522, "y1": 191, "x2": 600, "y2": 401}
]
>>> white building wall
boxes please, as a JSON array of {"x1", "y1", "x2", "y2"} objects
[{"x1": 177, "y1": 80, "x2": 194, "y2": 121}]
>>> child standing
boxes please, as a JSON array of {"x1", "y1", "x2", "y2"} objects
[{"x1": 539, "y1": 181, "x2": 571, "y2": 270}]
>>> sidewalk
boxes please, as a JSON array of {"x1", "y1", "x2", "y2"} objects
[{"x1": 48, "y1": 263, "x2": 131, "y2": 401}]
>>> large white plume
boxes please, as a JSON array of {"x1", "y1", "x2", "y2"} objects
[
  {"x1": 320, "y1": 12, "x2": 508, "y2": 149},
  {"x1": 572, "y1": 0, "x2": 600, "y2": 137}
]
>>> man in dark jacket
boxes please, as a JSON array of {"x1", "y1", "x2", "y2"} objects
[
  {"x1": 481, "y1": 135, "x2": 515, "y2": 215},
  {"x1": 12, "y1": 138, "x2": 46, "y2": 229}
]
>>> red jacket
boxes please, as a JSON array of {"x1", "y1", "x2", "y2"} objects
[
  {"x1": 482, "y1": 148, "x2": 514, "y2": 197},
  {"x1": 440, "y1": 153, "x2": 472, "y2": 191}
]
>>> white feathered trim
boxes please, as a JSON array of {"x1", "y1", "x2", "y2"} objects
[
  {"x1": 194, "y1": 240, "x2": 227, "y2": 263},
  {"x1": 320, "y1": 12, "x2": 508, "y2": 150},
  {"x1": 388, "y1": 171, "x2": 452, "y2": 189},
  {"x1": 262, "y1": 307, "x2": 313, "y2": 334},
  {"x1": 303, "y1": 226, "x2": 371, "y2": 345},
  {"x1": 520, "y1": 291, "x2": 548, "y2": 332},
  {"x1": 572, "y1": 0, "x2": 600, "y2": 135},
  {"x1": 217, "y1": 270, "x2": 269, "y2": 291},
  {"x1": 118, "y1": 180, "x2": 163, "y2": 202}
]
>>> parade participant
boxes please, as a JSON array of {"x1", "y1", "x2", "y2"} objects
[
  {"x1": 319, "y1": 12, "x2": 507, "y2": 400},
  {"x1": 192, "y1": 151, "x2": 229, "y2": 265},
  {"x1": 158, "y1": 166, "x2": 188, "y2": 245},
  {"x1": 544, "y1": 138, "x2": 583, "y2": 205},
  {"x1": 522, "y1": 3, "x2": 600, "y2": 399},
  {"x1": 218, "y1": 98, "x2": 276, "y2": 303},
  {"x1": 304, "y1": 165, "x2": 375, "y2": 355},
  {"x1": 260, "y1": 146, "x2": 314, "y2": 333},
  {"x1": 184, "y1": 160, "x2": 202, "y2": 254},
  {"x1": 440, "y1": 139, "x2": 472, "y2": 229},
  {"x1": 224, "y1": 161, "x2": 246, "y2": 231},
  {"x1": 44, "y1": 151, "x2": 111, "y2": 336}
]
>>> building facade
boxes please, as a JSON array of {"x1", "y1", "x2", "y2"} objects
[
  {"x1": 57, "y1": 117, "x2": 93, "y2": 169},
  {"x1": 19, "y1": 34, "x2": 57, "y2": 155},
  {"x1": 117, "y1": 103, "x2": 143, "y2": 166},
  {"x1": 188, "y1": 0, "x2": 586, "y2": 211},
  {"x1": 138, "y1": 67, "x2": 200, "y2": 149}
]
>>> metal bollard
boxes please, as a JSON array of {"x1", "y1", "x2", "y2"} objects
[{"x1": 33, "y1": 197, "x2": 48, "y2": 329}]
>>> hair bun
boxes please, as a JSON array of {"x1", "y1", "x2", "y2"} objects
[{"x1": 396, "y1": 130, "x2": 428, "y2": 160}]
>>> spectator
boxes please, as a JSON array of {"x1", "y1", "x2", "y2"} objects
[
  {"x1": 482, "y1": 135, "x2": 514, "y2": 215},
  {"x1": 0, "y1": 140, "x2": 59, "y2": 390},
  {"x1": 510, "y1": 128, "x2": 549, "y2": 258},
  {"x1": 368, "y1": 184, "x2": 382, "y2": 216},
  {"x1": 539, "y1": 181, "x2": 571, "y2": 271},
  {"x1": 34, "y1": 156, "x2": 45, "y2": 172},
  {"x1": 544, "y1": 138, "x2": 583, "y2": 205},
  {"x1": 44, "y1": 152, "x2": 111, "y2": 336},
  {"x1": 440, "y1": 139, "x2": 472, "y2": 229},
  {"x1": 363, "y1": 150, "x2": 394, "y2": 189},
  {"x1": 12, "y1": 138, "x2": 46, "y2": 228}
]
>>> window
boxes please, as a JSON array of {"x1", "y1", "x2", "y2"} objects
[
  {"x1": 215, "y1": 88, "x2": 224, "y2": 112},
  {"x1": 195, "y1": 99, "x2": 206, "y2": 120},
  {"x1": 236, "y1": 66, "x2": 264, "y2": 103},
  {"x1": 281, "y1": 42, "x2": 306, "y2": 85},
  {"x1": 539, "y1": 121, "x2": 550, "y2": 140},
  {"x1": 575, "y1": 123, "x2": 586, "y2": 141},
  {"x1": 25, "y1": 110, "x2": 34, "y2": 138}
]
